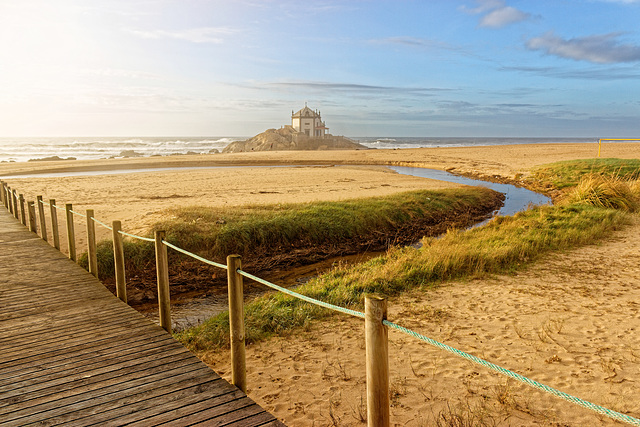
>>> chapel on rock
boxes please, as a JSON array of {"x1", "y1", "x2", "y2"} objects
[{"x1": 291, "y1": 104, "x2": 328, "y2": 138}]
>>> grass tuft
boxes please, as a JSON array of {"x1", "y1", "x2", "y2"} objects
[
  {"x1": 568, "y1": 174, "x2": 639, "y2": 212},
  {"x1": 529, "y1": 158, "x2": 640, "y2": 191}
]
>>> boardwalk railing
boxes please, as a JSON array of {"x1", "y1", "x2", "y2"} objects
[{"x1": 1, "y1": 179, "x2": 639, "y2": 427}]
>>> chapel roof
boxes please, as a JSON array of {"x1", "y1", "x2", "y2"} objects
[{"x1": 292, "y1": 106, "x2": 320, "y2": 118}]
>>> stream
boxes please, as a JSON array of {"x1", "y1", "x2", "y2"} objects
[{"x1": 161, "y1": 166, "x2": 552, "y2": 331}]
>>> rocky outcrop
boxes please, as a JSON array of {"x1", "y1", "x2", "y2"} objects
[
  {"x1": 222, "y1": 126, "x2": 366, "y2": 153},
  {"x1": 28, "y1": 156, "x2": 77, "y2": 162}
]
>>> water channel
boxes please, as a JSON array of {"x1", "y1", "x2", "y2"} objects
[{"x1": 163, "y1": 166, "x2": 552, "y2": 331}]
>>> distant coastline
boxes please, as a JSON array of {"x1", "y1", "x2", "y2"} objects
[{"x1": 0, "y1": 136, "x2": 604, "y2": 163}]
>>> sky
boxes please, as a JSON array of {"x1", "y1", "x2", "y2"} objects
[{"x1": 1, "y1": 0, "x2": 640, "y2": 138}]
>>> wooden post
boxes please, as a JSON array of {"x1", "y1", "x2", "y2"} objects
[
  {"x1": 19, "y1": 194, "x2": 26, "y2": 225},
  {"x1": 3, "y1": 183, "x2": 7, "y2": 209},
  {"x1": 5, "y1": 186, "x2": 11, "y2": 213},
  {"x1": 227, "y1": 254, "x2": 247, "y2": 392},
  {"x1": 86, "y1": 209, "x2": 98, "y2": 278},
  {"x1": 4, "y1": 184, "x2": 10, "y2": 210},
  {"x1": 37, "y1": 196, "x2": 47, "y2": 241},
  {"x1": 365, "y1": 295, "x2": 390, "y2": 427},
  {"x1": 50, "y1": 199, "x2": 60, "y2": 250},
  {"x1": 154, "y1": 230, "x2": 171, "y2": 333},
  {"x1": 13, "y1": 190, "x2": 19, "y2": 219},
  {"x1": 65, "y1": 203, "x2": 76, "y2": 261},
  {"x1": 27, "y1": 201, "x2": 37, "y2": 233},
  {"x1": 112, "y1": 220, "x2": 127, "y2": 303},
  {"x1": 12, "y1": 190, "x2": 18, "y2": 219},
  {"x1": 0, "y1": 181, "x2": 5, "y2": 207}
]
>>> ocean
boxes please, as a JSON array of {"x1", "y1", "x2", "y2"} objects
[{"x1": 0, "y1": 136, "x2": 600, "y2": 163}]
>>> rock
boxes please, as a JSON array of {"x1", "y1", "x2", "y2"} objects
[
  {"x1": 119, "y1": 150, "x2": 144, "y2": 158},
  {"x1": 28, "y1": 156, "x2": 76, "y2": 162},
  {"x1": 223, "y1": 126, "x2": 367, "y2": 153}
]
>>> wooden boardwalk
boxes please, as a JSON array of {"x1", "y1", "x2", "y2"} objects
[{"x1": 0, "y1": 209, "x2": 284, "y2": 426}]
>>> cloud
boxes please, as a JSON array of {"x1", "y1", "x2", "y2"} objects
[
  {"x1": 459, "y1": 0, "x2": 504, "y2": 14},
  {"x1": 501, "y1": 64, "x2": 640, "y2": 79},
  {"x1": 479, "y1": 6, "x2": 530, "y2": 28},
  {"x1": 129, "y1": 27, "x2": 238, "y2": 44},
  {"x1": 375, "y1": 37, "x2": 449, "y2": 49},
  {"x1": 256, "y1": 81, "x2": 451, "y2": 96},
  {"x1": 461, "y1": 0, "x2": 531, "y2": 28},
  {"x1": 526, "y1": 31, "x2": 640, "y2": 63}
]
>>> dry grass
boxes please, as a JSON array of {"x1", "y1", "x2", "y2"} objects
[{"x1": 568, "y1": 174, "x2": 640, "y2": 212}]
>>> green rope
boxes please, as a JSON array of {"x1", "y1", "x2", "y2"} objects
[
  {"x1": 162, "y1": 240, "x2": 227, "y2": 270},
  {"x1": 237, "y1": 269, "x2": 365, "y2": 319},
  {"x1": 118, "y1": 229, "x2": 155, "y2": 242},
  {"x1": 91, "y1": 217, "x2": 113, "y2": 231},
  {"x1": 382, "y1": 320, "x2": 640, "y2": 426},
  {"x1": 69, "y1": 209, "x2": 86, "y2": 218}
]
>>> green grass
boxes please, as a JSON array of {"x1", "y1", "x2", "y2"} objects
[
  {"x1": 176, "y1": 158, "x2": 640, "y2": 352},
  {"x1": 152, "y1": 187, "x2": 501, "y2": 260},
  {"x1": 529, "y1": 158, "x2": 640, "y2": 190},
  {"x1": 176, "y1": 203, "x2": 630, "y2": 351},
  {"x1": 568, "y1": 174, "x2": 639, "y2": 212},
  {"x1": 79, "y1": 239, "x2": 155, "y2": 281},
  {"x1": 80, "y1": 187, "x2": 501, "y2": 281}
]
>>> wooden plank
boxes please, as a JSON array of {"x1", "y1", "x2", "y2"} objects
[
  {"x1": 0, "y1": 315, "x2": 165, "y2": 355},
  {"x1": 1, "y1": 362, "x2": 212, "y2": 424},
  {"x1": 0, "y1": 310, "x2": 148, "y2": 347},
  {"x1": 0, "y1": 354, "x2": 202, "y2": 420},
  {"x1": 0, "y1": 334, "x2": 186, "y2": 391},
  {"x1": 0, "y1": 343, "x2": 190, "y2": 390},
  {"x1": 0, "y1": 209, "x2": 282, "y2": 426},
  {"x1": 221, "y1": 411, "x2": 287, "y2": 427},
  {"x1": 24, "y1": 379, "x2": 241, "y2": 426},
  {"x1": 0, "y1": 324, "x2": 169, "y2": 371},
  {"x1": 131, "y1": 396, "x2": 259, "y2": 427}
]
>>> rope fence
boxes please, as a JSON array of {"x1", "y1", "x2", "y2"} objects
[
  {"x1": 69, "y1": 208, "x2": 86, "y2": 218},
  {"x1": 163, "y1": 240, "x2": 227, "y2": 269},
  {"x1": 118, "y1": 229, "x2": 155, "y2": 242},
  {"x1": 237, "y1": 269, "x2": 365, "y2": 319},
  {"x1": 92, "y1": 217, "x2": 113, "y2": 231},
  {"x1": 1, "y1": 179, "x2": 638, "y2": 427}
]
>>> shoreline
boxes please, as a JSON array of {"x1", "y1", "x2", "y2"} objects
[
  {"x1": 2, "y1": 142, "x2": 640, "y2": 179},
  {"x1": 0, "y1": 137, "x2": 607, "y2": 164}
]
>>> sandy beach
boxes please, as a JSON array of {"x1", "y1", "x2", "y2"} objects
[{"x1": 2, "y1": 142, "x2": 639, "y2": 426}]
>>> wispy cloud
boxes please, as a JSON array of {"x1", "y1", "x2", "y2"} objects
[
  {"x1": 254, "y1": 81, "x2": 451, "y2": 96},
  {"x1": 480, "y1": 6, "x2": 531, "y2": 28},
  {"x1": 373, "y1": 37, "x2": 452, "y2": 50},
  {"x1": 371, "y1": 36, "x2": 473, "y2": 55},
  {"x1": 370, "y1": 37, "x2": 488, "y2": 61},
  {"x1": 129, "y1": 27, "x2": 239, "y2": 44},
  {"x1": 460, "y1": 0, "x2": 531, "y2": 28},
  {"x1": 526, "y1": 31, "x2": 640, "y2": 63},
  {"x1": 501, "y1": 64, "x2": 640, "y2": 79}
]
